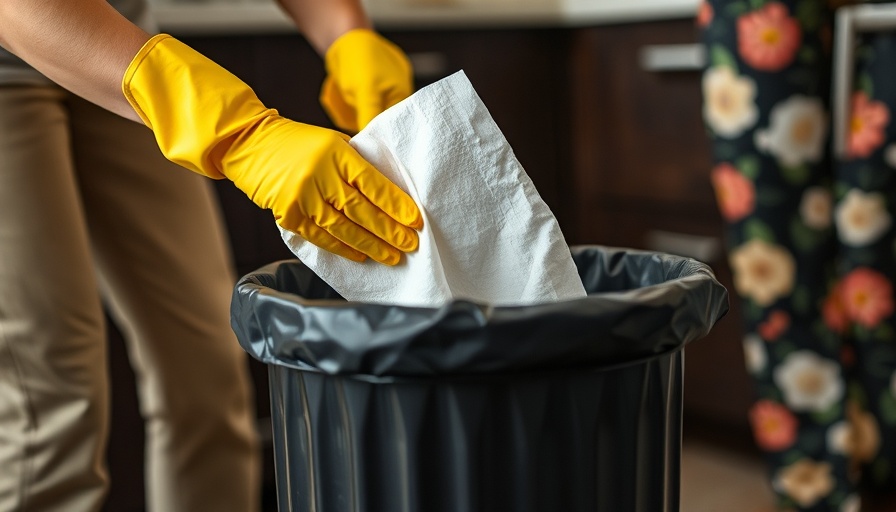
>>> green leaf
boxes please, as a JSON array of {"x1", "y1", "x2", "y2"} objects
[
  {"x1": 750, "y1": 0, "x2": 766, "y2": 10},
  {"x1": 813, "y1": 322, "x2": 840, "y2": 353},
  {"x1": 736, "y1": 155, "x2": 761, "y2": 180},
  {"x1": 848, "y1": 382, "x2": 868, "y2": 408},
  {"x1": 790, "y1": 218, "x2": 825, "y2": 254},
  {"x1": 858, "y1": 73, "x2": 874, "y2": 97},
  {"x1": 811, "y1": 402, "x2": 843, "y2": 424},
  {"x1": 854, "y1": 324, "x2": 871, "y2": 342},
  {"x1": 879, "y1": 392, "x2": 896, "y2": 425},
  {"x1": 757, "y1": 187, "x2": 787, "y2": 207},
  {"x1": 781, "y1": 450, "x2": 804, "y2": 466},
  {"x1": 757, "y1": 385, "x2": 782, "y2": 401},
  {"x1": 711, "y1": 45, "x2": 739, "y2": 72},
  {"x1": 781, "y1": 164, "x2": 810, "y2": 185},
  {"x1": 833, "y1": 182, "x2": 851, "y2": 201},
  {"x1": 745, "y1": 300, "x2": 765, "y2": 322},
  {"x1": 875, "y1": 323, "x2": 895, "y2": 342},
  {"x1": 826, "y1": 491, "x2": 847, "y2": 507},
  {"x1": 774, "y1": 341, "x2": 798, "y2": 361},
  {"x1": 744, "y1": 219, "x2": 776, "y2": 243},
  {"x1": 791, "y1": 286, "x2": 812, "y2": 315},
  {"x1": 798, "y1": 45, "x2": 817, "y2": 66},
  {"x1": 872, "y1": 458, "x2": 891, "y2": 484},
  {"x1": 725, "y1": 2, "x2": 750, "y2": 17},
  {"x1": 796, "y1": 0, "x2": 821, "y2": 30}
]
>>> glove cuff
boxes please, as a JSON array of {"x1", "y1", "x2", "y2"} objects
[{"x1": 122, "y1": 34, "x2": 276, "y2": 179}]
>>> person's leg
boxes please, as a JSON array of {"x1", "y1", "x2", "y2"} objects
[
  {"x1": 700, "y1": 0, "x2": 855, "y2": 509},
  {"x1": 0, "y1": 85, "x2": 110, "y2": 511},
  {"x1": 831, "y1": 27, "x2": 896, "y2": 509},
  {"x1": 66, "y1": 93, "x2": 261, "y2": 512}
]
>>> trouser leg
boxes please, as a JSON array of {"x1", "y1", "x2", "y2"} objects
[
  {"x1": 66, "y1": 94, "x2": 260, "y2": 512},
  {"x1": 701, "y1": 1, "x2": 854, "y2": 509},
  {"x1": 0, "y1": 86, "x2": 109, "y2": 512}
]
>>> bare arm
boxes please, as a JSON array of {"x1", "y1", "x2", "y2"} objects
[
  {"x1": 0, "y1": 0, "x2": 150, "y2": 122},
  {"x1": 274, "y1": 0, "x2": 372, "y2": 54}
]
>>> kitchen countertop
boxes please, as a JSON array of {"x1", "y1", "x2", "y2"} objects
[{"x1": 150, "y1": 0, "x2": 700, "y2": 35}]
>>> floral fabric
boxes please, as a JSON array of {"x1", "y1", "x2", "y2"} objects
[{"x1": 699, "y1": 0, "x2": 896, "y2": 509}]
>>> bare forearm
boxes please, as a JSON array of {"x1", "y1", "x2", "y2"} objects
[
  {"x1": 275, "y1": 0, "x2": 371, "y2": 54},
  {"x1": 0, "y1": 0, "x2": 150, "y2": 122}
]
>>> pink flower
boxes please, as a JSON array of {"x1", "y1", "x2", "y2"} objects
[
  {"x1": 697, "y1": 0, "x2": 714, "y2": 28},
  {"x1": 847, "y1": 92, "x2": 890, "y2": 159},
  {"x1": 750, "y1": 399, "x2": 798, "y2": 451},
  {"x1": 840, "y1": 268, "x2": 894, "y2": 328},
  {"x1": 711, "y1": 163, "x2": 755, "y2": 222},
  {"x1": 758, "y1": 310, "x2": 790, "y2": 341},
  {"x1": 737, "y1": 3, "x2": 801, "y2": 71}
]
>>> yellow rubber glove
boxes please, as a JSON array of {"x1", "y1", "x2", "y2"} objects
[
  {"x1": 321, "y1": 29, "x2": 413, "y2": 132},
  {"x1": 122, "y1": 34, "x2": 422, "y2": 265}
]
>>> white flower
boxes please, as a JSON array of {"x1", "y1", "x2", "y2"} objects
[
  {"x1": 729, "y1": 239, "x2": 796, "y2": 307},
  {"x1": 800, "y1": 187, "x2": 832, "y2": 230},
  {"x1": 885, "y1": 143, "x2": 896, "y2": 168},
  {"x1": 826, "y1": 421, "x2": 850, "y2": 454},
  {"x1": 703, "y1": 66, "x2": 759, "y2": 138},
  {"x1": 743, "y1": 334, "x2": 767, "y2": 374},
  {"x1": 835, "y1": 189, "x2": 892, "y2": 246},
  {"x1": 773, "y1": 458, "x2": 835, "y2": 508},
  {"x1": 774, "y1": 350, "x2": 844, "y2": 412},
  {"x1": 841, "y1": 494, "x2": 861, "y2": 512},
  {"x1": 755, "y1": 95, "x2": 828, "y2": 167}
]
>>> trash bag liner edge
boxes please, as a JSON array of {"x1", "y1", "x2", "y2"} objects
[{"x1": 230, "y1": 245, "x2": 729, "y2": 377}]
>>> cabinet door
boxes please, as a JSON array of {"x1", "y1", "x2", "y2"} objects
[{"x1": 569, "y1": 20, "x2": 755, "y2": 436}]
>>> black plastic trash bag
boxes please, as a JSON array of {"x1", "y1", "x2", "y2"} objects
[{"x1": 231, "y1": 246, "x2": 728, "y2": 512}]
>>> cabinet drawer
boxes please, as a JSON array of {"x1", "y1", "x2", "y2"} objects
[{"x1": 570, "y1": 20, "x2": 714, "y2": 208}]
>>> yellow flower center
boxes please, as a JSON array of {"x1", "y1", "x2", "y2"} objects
[
  {"x1": 760, "y1": 416, "x2": 782, "y2": 433},
  {"x1": 851, "y1": 116, "x2": 864, "y2": 134},
  {"x1": 791, "y1": 118, "x2": 815, "y2": 144},
  {"x1": 796, "y1": 371, "x2": 824, "y2": 395},
  {"x1": 761, "y1": 27, "x2": 781, "y2": 46},
  {"x1": 851, "y1": 290, "x2": 869, "y2": 309},
  {"x1": 750, "y1": 260, "x2": 773, "y2": 281},
  {"x1": 848, "y1": 209, "x2": 869, "y2": 228}
]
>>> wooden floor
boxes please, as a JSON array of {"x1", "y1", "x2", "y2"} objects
[{"x1": 681, "y1": 438, "x2": 775, "y2": 512}]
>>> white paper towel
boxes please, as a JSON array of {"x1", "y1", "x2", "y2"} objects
[{"x1": 280, "y1": 71, "x2": 586, "y2": 307}]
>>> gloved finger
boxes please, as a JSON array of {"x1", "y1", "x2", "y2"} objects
[
  {"x1": 335, "y1": 181, "x2": 420, "y2": 252},
  {"x1": 290, "y1": 221, "x2": 367, "y2": 263},
  {"x1": 320, "y1": 78, "x2": 358, "y2": 133},
  {"x1": 341, "y1": 155, "x2": 424, "y2": 230},
  {"x1": 317, "y1": 203, "x2": 403, "y2": 265}
]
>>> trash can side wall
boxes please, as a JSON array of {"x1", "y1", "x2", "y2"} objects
[{"x1": 267, "y1": 351, "x2": 682, "y2": 512}]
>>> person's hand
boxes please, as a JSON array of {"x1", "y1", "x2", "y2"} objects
[
  {"x1": 122, "y1": 34, "x2": 422, "y2": 265},
  {"x1": 320, "y1": 28, "x2": 413, "y2": 132}
]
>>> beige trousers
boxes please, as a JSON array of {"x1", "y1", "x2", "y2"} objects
[{"x1": 0, "y1": 85, "x2": 260, "y2": 512}]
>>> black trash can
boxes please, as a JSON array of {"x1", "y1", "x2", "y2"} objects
[{"x1": 231, "y1": 246, "x2": 728, "y2": 512}]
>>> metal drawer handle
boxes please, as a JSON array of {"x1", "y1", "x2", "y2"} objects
[
  {"x1": 408, "y1": 51, "x2": 449, "y2": 79},
  {"x1": 639, "y1": 43, "x2": 706, "y2": 72}
]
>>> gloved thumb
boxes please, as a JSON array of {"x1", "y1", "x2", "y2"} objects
[
  {"x1": 355, "y1": 94, "x2": 386, "y2": 132},
  {"x1": 320, "y1": 77, "x2": 358, "y2": 133}
]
